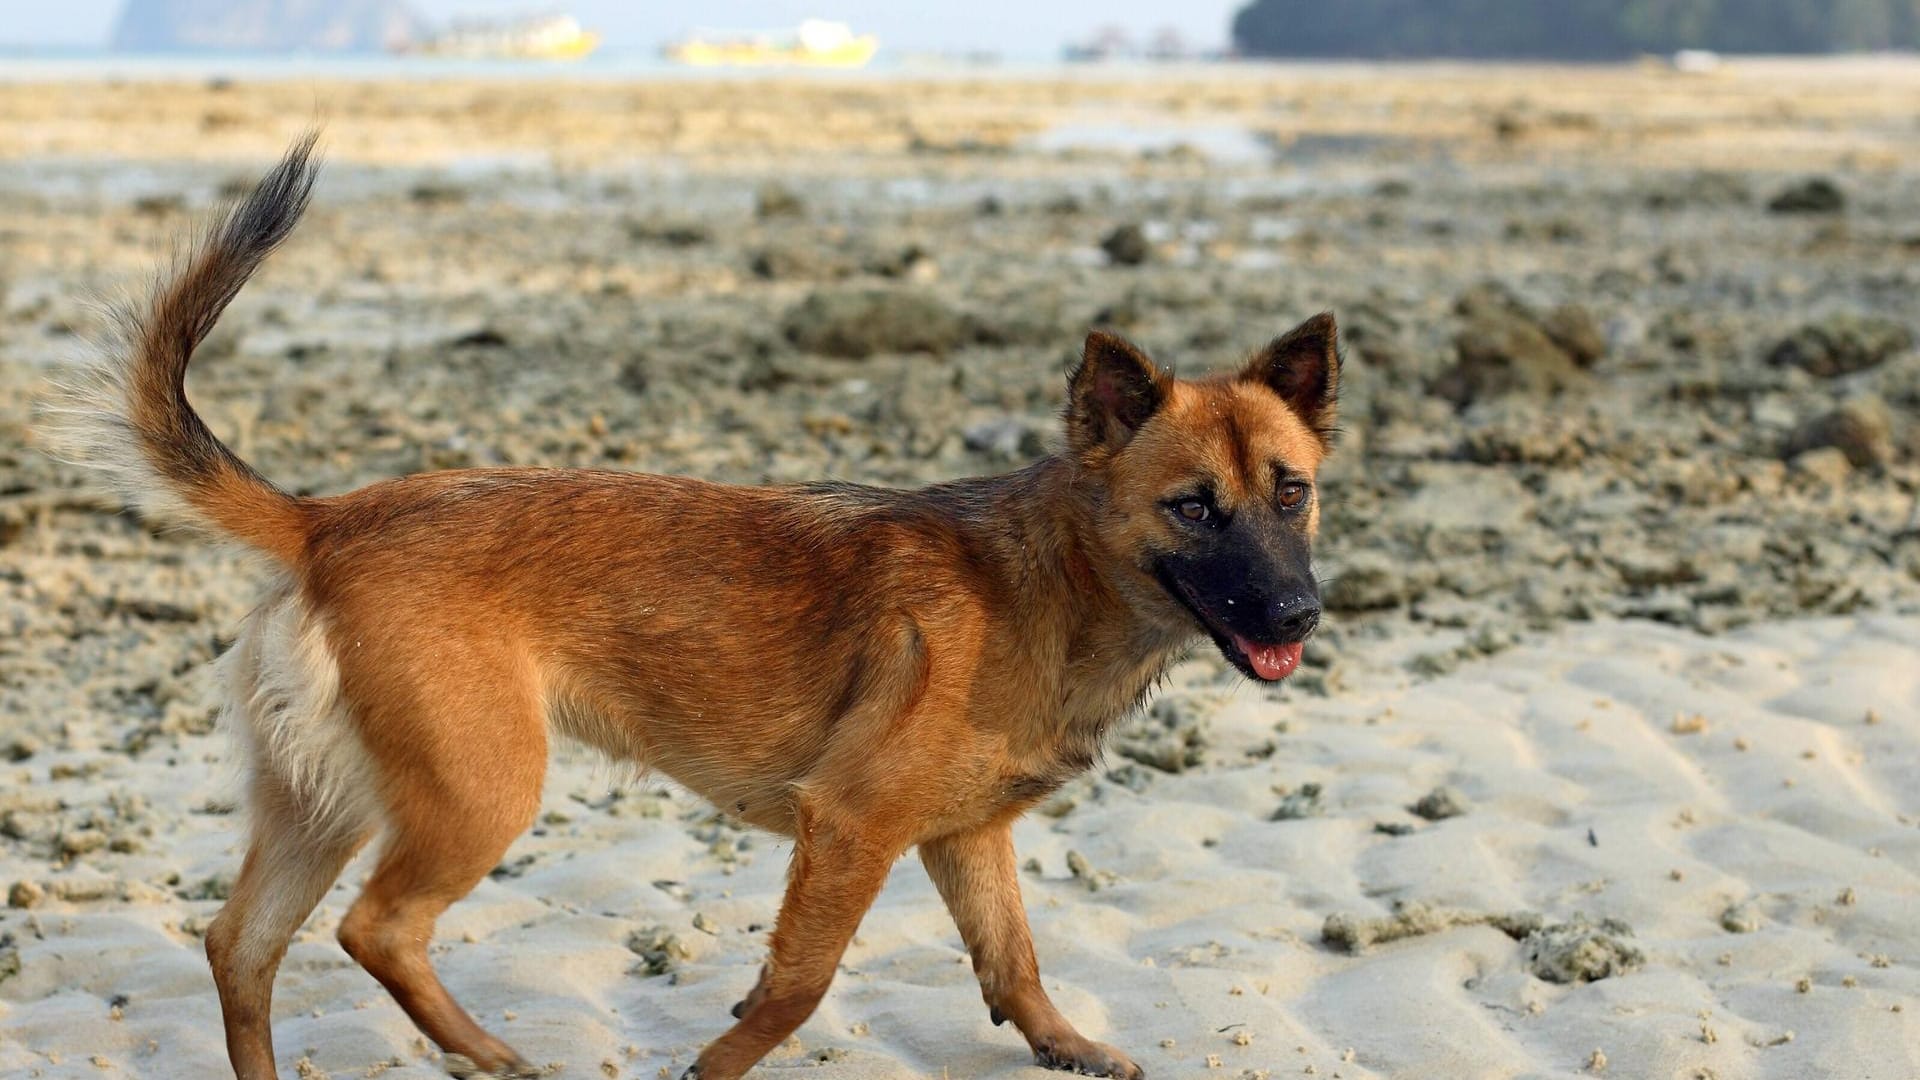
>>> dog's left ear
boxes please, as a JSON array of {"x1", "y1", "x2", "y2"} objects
[{"x1": 1243, "y1": 312, "x2": 1340, "y2": 445}]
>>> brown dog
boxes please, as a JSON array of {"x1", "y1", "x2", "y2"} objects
[{"x1": 46, "y1": 135, "x2": 1339, "y2": 1080}]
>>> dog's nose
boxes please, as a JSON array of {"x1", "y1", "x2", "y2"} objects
[{"x1": 1270, "y1": 595, "x2": 1321, "y2": 642}]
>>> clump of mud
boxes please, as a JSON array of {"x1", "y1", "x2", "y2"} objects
[
  {"x1": 1408, "y1": 786, "x2": 1470, "y2": 821},
  {"x1": 1322, "y1": 901, "x2": 1644, "y2": 983}
]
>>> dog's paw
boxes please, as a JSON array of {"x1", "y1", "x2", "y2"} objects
[{"x1": 1034, "y1": 1034, "x2": 1144, "y2": 1079}]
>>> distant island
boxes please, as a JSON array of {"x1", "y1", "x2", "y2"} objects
[
  {"x1": 111, "y1": 0, "x2": 425, "y2": 53},
  {"x1": 1232, "y1": 0, "x2": 1920, "y2": 60}
]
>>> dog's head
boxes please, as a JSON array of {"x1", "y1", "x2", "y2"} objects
[{"x1": 1064, "y1": 314, "x2": 1340, "y2": 682}]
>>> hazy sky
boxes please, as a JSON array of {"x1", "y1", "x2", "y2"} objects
[{"x1": 7, "y1": 1, "x2": 1245, "y2": 55}]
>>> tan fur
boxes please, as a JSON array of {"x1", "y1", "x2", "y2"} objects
[{"x1": 44, "y1": 137, "x2": 1343, "y2": 1080}]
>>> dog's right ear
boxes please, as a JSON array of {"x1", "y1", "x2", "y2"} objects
[{"x1": 1067, "y1": 330, "x2": 1168, "y2": 457}]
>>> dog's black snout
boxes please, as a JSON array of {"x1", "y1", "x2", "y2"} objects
[{"x1": 1270, "y1": 593, "x2": 1321, "y2": 642}]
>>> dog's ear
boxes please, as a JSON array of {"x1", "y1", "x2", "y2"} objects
[
  {"x1": 1243, "y1": 312, "x2": 1340, "y2": 445},
  {"x1": 1067, "y1": 330, "x2": 1168, "y2": 456}
]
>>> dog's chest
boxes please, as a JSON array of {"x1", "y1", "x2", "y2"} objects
[{"x1": 992, "y1": 643, "x2": 1179, "y2": 809}]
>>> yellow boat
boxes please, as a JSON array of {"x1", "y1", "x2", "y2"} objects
[{"x1": 667, "y1": 20, "x2": 878, "y2": 69}]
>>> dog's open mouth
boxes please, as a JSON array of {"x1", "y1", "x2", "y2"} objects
[{"x1": 1155, "y1": 566, "x2": 1308, "y2": 683}]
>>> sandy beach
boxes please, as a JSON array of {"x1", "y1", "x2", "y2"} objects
[{"x1": 2, "y1": 60, "x2": 1918, "y2": 1078}]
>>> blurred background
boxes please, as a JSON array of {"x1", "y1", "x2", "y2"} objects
[
  {"x1": 4, "y1": 0, "x2": 1915, "y2": 626},
  {"x1": 7, "y1": 0, "x2": 1920, "y2": 65},
  {"x1": 3, "y1": 4, "x2": 1919, "y2": 1079}
]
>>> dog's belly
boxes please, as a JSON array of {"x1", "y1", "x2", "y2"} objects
[{"x1": 543, "y1": 677, "x2": 830, "y2": 836}]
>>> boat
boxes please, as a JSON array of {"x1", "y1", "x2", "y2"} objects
[
  {"x1": 665, "y1": 20, "x2": 878, "y2": 69},
  {"x1": 403, "y1": 13, "x2": 600, "y2": 61}
]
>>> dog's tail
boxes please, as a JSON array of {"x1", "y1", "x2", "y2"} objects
[{"x1": 40, "y1": 132, "x2": 320, "y2": 566}]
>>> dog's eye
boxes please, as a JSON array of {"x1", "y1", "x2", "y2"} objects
[
  {"x1": 1175, "y1": 498, "x2": 1211, "y2": 523},
  {"x1": 1276, "y1": 482, "x2": 1310, "y2": 509}
]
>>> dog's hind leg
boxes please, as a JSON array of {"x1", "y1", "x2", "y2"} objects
[
  {"x1": 334, "y1": 676, "x2": 548, "y2": 1079},
  {"x1": 921, "y1": 820, "x2": 1143, "y2": 1079},
  {"x1": 206, "y1": 590, "x2": 378, "y2": 1080},
  {"x1": 205, "y1": 769, "x2": 372, "y2": 1080}
]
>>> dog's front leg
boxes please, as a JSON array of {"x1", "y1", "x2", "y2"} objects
[
  {"x1": 921, "y1": 820, "x2": 1144, "y2": 1079},
  {"x1": 684, "y1": 797, "x2": 900, "y2": 1080}
]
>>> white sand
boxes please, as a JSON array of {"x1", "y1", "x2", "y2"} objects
[{"x1": 3, "y1": 615, "x2": 1915, "y2": 1079}]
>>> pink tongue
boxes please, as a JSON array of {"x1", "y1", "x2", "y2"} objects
[{"x1": 1241, "y1": 639, "x2": 1304, "y2": 681}]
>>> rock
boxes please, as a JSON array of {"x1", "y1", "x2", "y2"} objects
[
  {"x1": 1720, "y1": 902, "x2": 1762, "y2": 934},
  {"x1": 407, "y1": 180, "x2": 467, "y2": 205},
  {"x1": 736, "y1": 353, "x2": 794, "y2": 393},
  {"x1": 1064, "y1": 849, "x2": 1117, "y2": 891},
  {"x1": 626, "y1": 219, "x2": 710, "y2": 247},
  {"x1": 1324, "y1": 552, "x2": 1408, "y2": 612},
  {"x1": 1105, "y1": 762, "x2": 1155, "y2": 792},
  {"x1": 1439, "y1": 310, "x2": 1586, "y2": 405},
  {"x1": 1458, "y1": 404, "x2": 1586, "y2": 465},
  {"x1": 60, "y1": 828, "x2": 108, "y2": 857},
  {"x1": 1518, "y1": 916, "x2": 1644, "y2": 984},
  {"x1": 1322, "y1": 900, "x2": 1464, "y2": 952},
  {"x1": 1409, "y1": 786, "x2": 1469, "y2": 821},
  {"x1": 1111, "y1": 698, "x2": 1209, "y2": 774},
  {"x1": 1789, "y1": 447, "x2": 1853, "y2": 485},
  {"x1": 1610, "y1": 546, "x2": 1700, "y2": 588},
  {"x1": 1652, "y1": 247, "x2": 1696, "y2": 285},
  {"x1": 754, "y1": 182, "x2": 806, "y2": 219},
  {"x1": 1436, "y1": 283, "x2": 1588, "y2": 405},
  {"x1": 1785, "y1": 399, "x2": 1892, "y2": 469},
  {"x1": 1768, "y1": 314, "x2": 1912, "y2": 378},
  {"x1": 450, "y1": 327, "x2": 508, "y2": 348},
  {"x1": 8, "y1": 880, "x2": 45, "y2": 909},
  {"x1": 1453, "y1": 280, "x2": 1529, "y2": 321},
  {"x1": 1270, "y1": 782, "x2": 1324, "y2": 821},
  {"x1": 626, "y1": 925, "x2": 690, "y2": 975},
  {"x1": 1100, "y1": 223, "x2": 1151, "y2": 266},
  {"x1": 749, "y1": 243, "x2": 850, "y2": 281},
  {"x1": 1044, "y1": 193, "x2": 1084, "y2": 216},
  {"x1": 1644, "y1": 171, "x2": 1750, "y2": 210},
  {"x1": 1408, "y1": 649, "x2": 1460, "y2": 677},
  {"x1": 1503, "y1": 216, "x2": 1585, "y2": 243},
  {"x1": 132, "y1": 193, "x2": 186, "y2": 217},
  {"x1": 1540, "y1": 304, "x2": 1606, "y2": 367},
  {"x1": 616, "y1": 356, "x2": 649, "y2": 395},
  {"x1": 861, "y1": 243, "x2": 938, "y2": 281},
  {"x1": 782, "y1": 289, "x2": 973, "y2": 359},
  {"x1": 1767, "y1": 177, "x2": 1846, "y2": 214},
  {"x1": 1338, "y1": 295, "x2": 1411, "y2": 370},
  {"x1": 178, "y1": 873, "x2": 233, "y2": 901}
]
